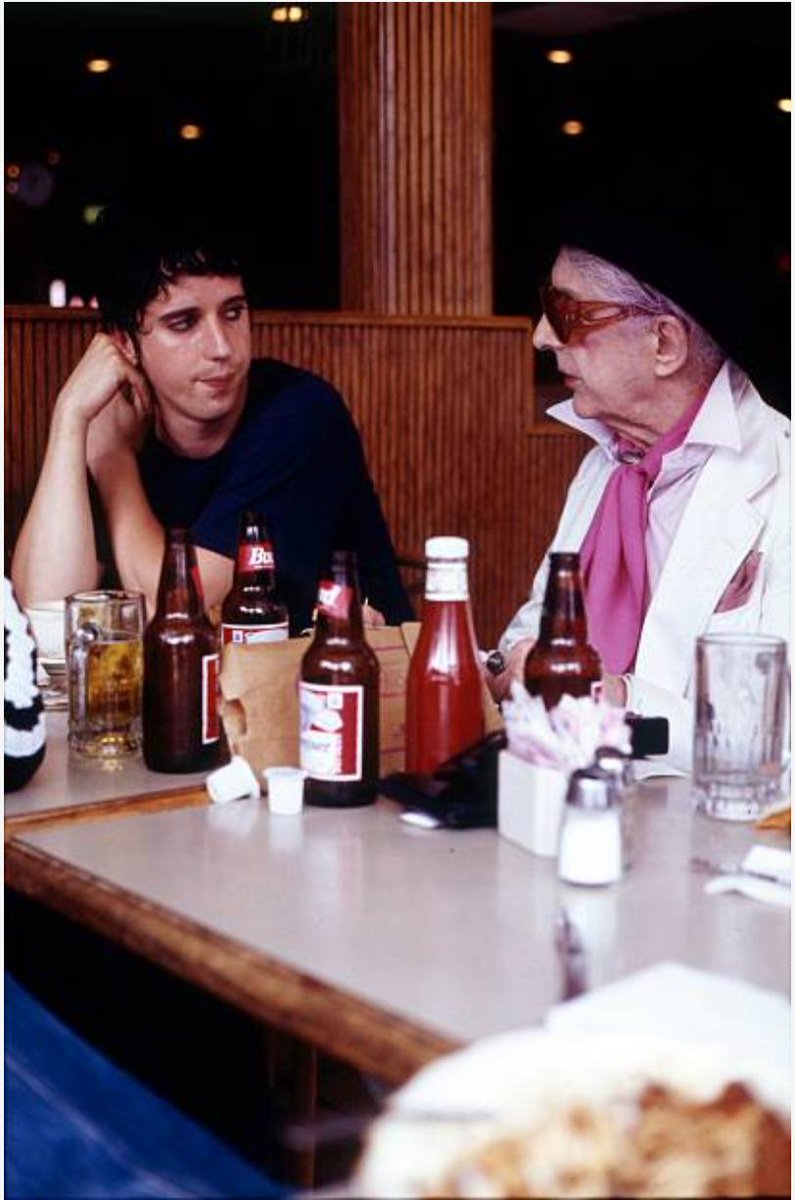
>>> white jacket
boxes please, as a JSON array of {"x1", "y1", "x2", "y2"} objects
[{"x1": 500, "y1": 366, "x2": 790, "y2": 770}]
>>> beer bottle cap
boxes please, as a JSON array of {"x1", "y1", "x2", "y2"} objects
[
  {"x1": 425, "y1": 536, "x2": 469, "y2": 560},
  {"x1": 206, "y1": 756, "x2": 261, "y2": 805}
]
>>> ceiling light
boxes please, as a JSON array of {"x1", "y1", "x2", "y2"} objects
[
  {"x1": 6, "y1": 163, "x2": 21, "y2": 179},
  {"x1": 83, "y1": 205, "x2": 104, "y2": 225},
  {"x1": 179, "y1": 124, "x2": 204, "y2": 141},
  {"x1": 86, "y1": 58, "x2": 112, "y2": 74},
  {"x1": 777, "y1": 98, "x2": 791, "y2": 114},
  {"x1": 271, "y1": 5, "x2": 307, "y2": 21},
  {"x1": 46, "y1": 150, "x2": 62, "y2": 166},
  {"x1": 562, "y1": 120, "x2": 585, "y2": 137},
  {"x1": 547, "y1": 49, "x2": 573, "y2": 65}
]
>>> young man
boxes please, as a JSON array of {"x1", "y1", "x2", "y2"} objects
[
  {"x1": 490, "y1": 206, "x2": 789, "y2": 770},
  {"x1": 12, "y1": 199, "x2": 413, "y2": 633}
]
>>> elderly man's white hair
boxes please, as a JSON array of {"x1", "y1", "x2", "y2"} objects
[{"x1": 562, "y1": 245, "x2": 726, "y2": 376}]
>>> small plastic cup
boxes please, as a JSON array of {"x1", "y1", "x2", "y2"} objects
[
  {"x1": 264, "y1": 766, "x2": 307, "y2": 815},
  {"x1": 206, "y1": 756, "x2": 261, "y2": 805}
]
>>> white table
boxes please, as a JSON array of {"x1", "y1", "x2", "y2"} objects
[
  {"x1": 5, "y1": 712, "x2": 211, "y2": 836},
  {"x1": 6, "y1": 776, "x2": 789, "y2": 1085}
]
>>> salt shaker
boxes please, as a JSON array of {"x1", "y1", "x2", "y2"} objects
[
  {"x1": 594, "y1": 745, "x2": 634, "y2": 870},
  {"x1": 558, "y1": 766, "x2": 623, "y2": 886}
]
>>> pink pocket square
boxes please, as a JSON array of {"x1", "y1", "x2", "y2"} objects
[{"x1": 715, "y1": 550, "x2": 762, "y2": 613}]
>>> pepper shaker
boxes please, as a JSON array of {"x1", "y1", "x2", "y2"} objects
[
  {"x1": 558, "y1": 766, "x2": 623, "y2": 886},
  {"x1": 594, "y1": 745, "x2": 634, "y2": 870}
]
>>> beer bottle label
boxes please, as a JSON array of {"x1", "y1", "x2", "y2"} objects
[
  {"x1": 425, "y1": 562, "x2": 469, "y2": 602},
  {"x1": 237, "y1": 542, "x2": 275, "y2": 574},
  {"x1": 221, "y1": 622, "x2": 289, "y2": 646},
  {"x1": 202, "y1": 653, "x2": 221, "y2": 744},
  {"x1": 299, "y1": 681, "x2": 363, "y2": 781},
  {"x1": 316, "y1": 582, "x2": 353, "y2": 621}
]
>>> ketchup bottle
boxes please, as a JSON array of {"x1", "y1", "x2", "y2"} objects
[{"x1": 405, "y1": 536, "x2": 485, "y2": 774}]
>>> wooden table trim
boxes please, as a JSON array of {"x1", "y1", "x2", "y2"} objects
[
  {"x1": 5, "y1": 837, "x2": 459, "y2": 1085},
  {"x1": 4, "y1": 786, "x2": 209, "y2": 840}
]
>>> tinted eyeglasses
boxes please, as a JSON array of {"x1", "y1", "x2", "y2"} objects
[{"x1": 539, "y1": 282, "x2": 657, "y2": 345}]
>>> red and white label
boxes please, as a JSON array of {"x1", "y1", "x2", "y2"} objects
[
  {"x1": 202, "y1": 653, "x2": 220, "y2": 744},
  {"x1": 221, "y1": 621, "x2": 289, "y2": 646},
  {"x1": 317, "y1": 582, "x2": 353, "y2": 621},
  {"x1": 299, "y1": 681, "x2": 363, "y2": 781},
  {"x1": 236, "y1": 542, "x2": 275, "y2": 574}
]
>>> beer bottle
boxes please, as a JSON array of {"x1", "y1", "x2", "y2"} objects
[
  {"x1": 221, "y1": 511, "x2": 288, "y2": 645},
  {"x1": 523, "y1": 551, "x2": 602, "y2": 709},
  {"x1": 143, "y1": 528, "x2": 223, "y2": 773},
  {"x1": 405, "y1": 536, "x2": 485, "y2": 774},
  {"x1": 299, "y1": 550, "x2": 380, "y2": 807}
]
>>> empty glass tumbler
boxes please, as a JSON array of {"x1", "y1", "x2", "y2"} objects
[{"x1": 693, "y1": 633, "x2": 788, "y2": 821}]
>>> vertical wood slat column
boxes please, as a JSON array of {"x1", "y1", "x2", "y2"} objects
[{"x1": 338, "y1": 3, "x2": 492, "y2": 315}]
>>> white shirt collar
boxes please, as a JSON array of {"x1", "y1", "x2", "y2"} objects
[{"x1": 546, "y1": 360, "x2": 746, "y2": 458}]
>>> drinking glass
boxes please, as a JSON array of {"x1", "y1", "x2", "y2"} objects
[
  {"x1": 693, "y1": 633, "x2": 788, "y2": 821},
  {"x1": 66, "y1": 590, "x2": 145, "y2": 760}
]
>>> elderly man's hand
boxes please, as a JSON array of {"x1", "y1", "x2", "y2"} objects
[
  {"x1": 485, "y1": 637, "x2": 535, "y2": 703},
  {"x1": 600, "y1": 672, "x2": 629, "y2": 707}
]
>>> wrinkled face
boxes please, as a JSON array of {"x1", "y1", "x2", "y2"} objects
[
  {"x1": 534, "y1": 250, "x2": 657, "y2": 437},
  {"x1": 134, "y1": 274, "x2": 251, "y2": 427}
]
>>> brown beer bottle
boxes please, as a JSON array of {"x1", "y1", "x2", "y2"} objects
[
  {"x1": 221, "y1": 511, "x2": 288, "y2": 645},
  {"x1": 523, "y1": 551, "x2": 602, "y2": 709},
  {"x1": 299, "y1": 550, "x2": 380, "y2": 807},
  {"x1": 143, "y1": 528, "x2": 223, "y2": 773}
]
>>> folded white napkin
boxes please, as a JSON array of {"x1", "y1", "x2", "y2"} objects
[
  {"x1": 546, "y1": 962, "x2": 790, "y2": 1077},
  {"x1": 704, "y1": 845, "x2": 791, "y2": 908}
]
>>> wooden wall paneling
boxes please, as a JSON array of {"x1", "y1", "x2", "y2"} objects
[{"x1": 4, "y1": 308, "x2": 587, "y2": 646}]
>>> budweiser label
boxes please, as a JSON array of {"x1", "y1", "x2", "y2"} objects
[
  {"x1": 237, "y1": 542, "x2": 275, "y2": 573},
  {"x1": 317, "y1": 582, "x2": 353, "y2": 621},
  {"x1": 221, "y1": 622, "x2": 289, "y2": 645},
  {"x1": 202, "y1": 653, "x2": 220, "y2": 744},
  {"x1": 299, "y1": 681, "x2": 363, "y2": 781},
  {"x1": 425, "y1": 561, "x2": 469, "y2": 602}
]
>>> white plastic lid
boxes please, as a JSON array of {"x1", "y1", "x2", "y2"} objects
[
  {"x1": 206, "y1": 756, "x2": 261, "y2": 805},
  {"x1": 425, "y1": 536, "x2": 469, "y2": 560},
  {"x1": 264, "y1": 765, "x2": 307, "y2": 816}
]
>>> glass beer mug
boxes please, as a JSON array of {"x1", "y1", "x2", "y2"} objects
[{"x1": 66, "y1": 589, "x2": 145, "y2": 760}]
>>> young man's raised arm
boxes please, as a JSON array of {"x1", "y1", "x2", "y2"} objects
[
  {"x1": 11, "y1": 335, "x2": 147, "y2": 607},
  {"x1": 89, "y1": 436, "x2": 234, "y2": 617}
]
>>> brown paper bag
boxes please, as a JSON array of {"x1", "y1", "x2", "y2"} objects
[{"x1": 220, "y1": 621, "x2": 503, "y2": 778}]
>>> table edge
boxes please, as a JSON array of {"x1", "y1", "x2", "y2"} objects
[
  {"x1": 4, "y1": 785, "x2": 209, "y2": 840},
  {"x1": 5, "y1": 837, "x2": 459, "y2": 1084}
]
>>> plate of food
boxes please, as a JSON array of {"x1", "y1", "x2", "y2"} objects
[{"x1": 356, "y1": 1028, "x2": 790, "y2": 1198}]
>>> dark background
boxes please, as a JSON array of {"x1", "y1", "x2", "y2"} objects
[{"x1": 5, "y1": 2, "x2": 790, "y2": 346}]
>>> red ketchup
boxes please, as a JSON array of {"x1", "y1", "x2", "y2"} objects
[{"x1": 405, "y1": 536, "x2": 485, "y2": 774}]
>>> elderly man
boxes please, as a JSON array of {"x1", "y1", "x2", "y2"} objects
[{"x1": 492, "y1": 223, "x2": 789, "y2": 770}]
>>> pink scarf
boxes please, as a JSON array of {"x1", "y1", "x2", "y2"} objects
[{"x1": 580, "y1": 394, "x2": 705, "y2": 675}]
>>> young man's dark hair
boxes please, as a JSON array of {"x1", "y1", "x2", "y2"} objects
[{"x1": 92, "y1": 191, "x2": 248, "y2": 336}]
